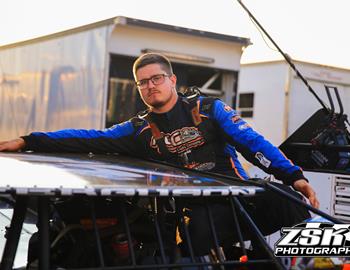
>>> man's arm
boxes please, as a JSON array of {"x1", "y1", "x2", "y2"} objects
[
  {"x1": 208, "y1": 99, "x2": 319, "y2": 208},
  {"x1": 0, "y1": 118, "x2": 147, "y2": 156}
]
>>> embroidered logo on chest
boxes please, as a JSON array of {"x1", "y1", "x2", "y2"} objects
[{"x1": 150, "y1": 127, "x2": 205, "y2": 154}]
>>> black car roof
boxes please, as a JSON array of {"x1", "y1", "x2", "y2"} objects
[{"x1": 0, "y1": 152, "x2": 262, "y2": 197}]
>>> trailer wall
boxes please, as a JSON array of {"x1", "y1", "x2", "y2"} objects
[{"x1": 0, "y1": 25, "x2": 112, "y2": 140}]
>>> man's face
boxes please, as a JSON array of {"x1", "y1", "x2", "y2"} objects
[{"x1": 135, "y1": 63, "x2": 177, "y2": 109}]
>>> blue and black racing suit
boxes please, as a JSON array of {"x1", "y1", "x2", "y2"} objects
[{"x1": 22, "y1": 95, "x2": 305, "y2": 186}]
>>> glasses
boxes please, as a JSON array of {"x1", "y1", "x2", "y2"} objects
[{"x1": 135, "y1": 74, "x2": 170, "y2": 89}]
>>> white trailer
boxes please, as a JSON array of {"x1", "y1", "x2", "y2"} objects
[
  {"x1": 237, "y1": 60, "x2": 350, "y2": 146},
  {"x1": 0, "y1": 16, "x2": 250, "y2": 140}
]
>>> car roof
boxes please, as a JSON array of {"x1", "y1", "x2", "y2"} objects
[{"x1": 0, "y1": 152, "x2": 262, "y2": 197}]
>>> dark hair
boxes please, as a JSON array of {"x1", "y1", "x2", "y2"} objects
[{"x1": 133, "y1": 53, "x2": 173, "y2": 79}]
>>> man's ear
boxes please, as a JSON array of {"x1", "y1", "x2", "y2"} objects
[{"x1": 170, "y1": 74, "x2": 177, "y2": 86}]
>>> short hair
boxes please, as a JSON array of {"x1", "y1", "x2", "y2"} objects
[{"x1": 133, "y1": 53, "x2": 173, "y2": 79}]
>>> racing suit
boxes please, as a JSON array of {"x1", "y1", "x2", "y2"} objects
[
  {"x1": 22, "y1": 95, "x2": 304, "y2": 184},
  {"x1": 22, "y1": 95, "x2": 310, "y2": 255}
]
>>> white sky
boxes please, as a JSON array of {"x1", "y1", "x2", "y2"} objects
[{"x1": 1, "y1": 0, "x2": 349, "y2": 69}]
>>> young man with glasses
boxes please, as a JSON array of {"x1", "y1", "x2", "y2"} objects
[{"x1": 0, "y1": 53, "x2": 318, "y2": 256}]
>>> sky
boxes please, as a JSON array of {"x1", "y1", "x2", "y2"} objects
[{"x1": 1, "y1": 0, "x2": 349, "y2": 69}]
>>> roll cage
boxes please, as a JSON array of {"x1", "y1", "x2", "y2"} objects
[{"x1": 0, "y1": 153, "x2": 339, "y2": 270}]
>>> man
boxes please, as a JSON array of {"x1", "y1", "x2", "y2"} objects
[{"x1": 0, "y1": 53, "x2": 318, "y2": 255}]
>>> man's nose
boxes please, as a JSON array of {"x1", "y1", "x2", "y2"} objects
[{"x1": 147, "y1": 79, "x2": 156, "y2": 88}]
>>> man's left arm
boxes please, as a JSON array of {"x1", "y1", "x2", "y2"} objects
[{"x1": 208, "y1": 99, "x2": 319, "y2": 208}]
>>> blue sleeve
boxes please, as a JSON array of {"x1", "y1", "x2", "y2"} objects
[
  {"x1": 31, "y1": 121, "x2": 134, "y2": 139},
  {"x1": 22, "y1": 120, "x2": 145, "y2": 156},
  {"x1": 210, "y1": 99, "x2": 305, "y2": 185}
]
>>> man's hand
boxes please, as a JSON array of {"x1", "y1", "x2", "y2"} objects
[
  {"x1": 293, "y1": 179, "x2": 320, "y2": 209},
  {"x1": 0, "y1": 138, "x2": 26, "y2": 152}
]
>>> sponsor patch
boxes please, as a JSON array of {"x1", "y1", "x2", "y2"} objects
[
  {"x1": 255, "y1": 152, "x2": 271, "y2": 168},
  {"x1": 231, "y1": 115, "x2": 241, "y2": 123},
  {"x1": 150, "y1": 127, "x2": 205, "y2": 154},
  {"x1": 224, "y1": 104, "x2": 233, "y2": 112},
  {"x1": 238, "y1": 123, "x2": 250, "y2": 131}
]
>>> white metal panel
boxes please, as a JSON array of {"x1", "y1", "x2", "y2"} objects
[
  {"x1": 108, "y1": 25, "x2": 243, "y2": 71},
  {"x1": 304, "y1": 171, "x2": 334, "y2": 214},
  {"x1": 335, "y1": 186, "x2": 350, "y2": 197},
  {"x1": 333, "y1": 175, "x2": 350, "y2": 222},
  {"x1": 294, "y1": 62, "x2": 350, "y2": 86},
  {"x1": 237, "y1": 62, "x2": 289, "y2": 145},
  {"x1": 0, "y1": 25, "x2": 113, "y2": 140}
]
